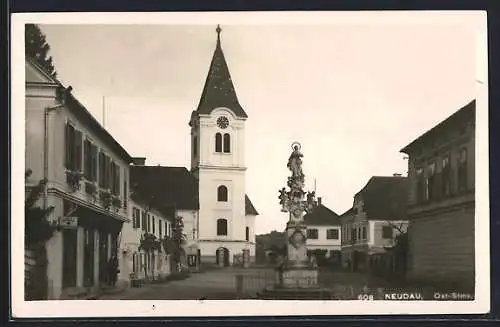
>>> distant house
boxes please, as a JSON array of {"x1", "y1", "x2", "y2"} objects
[
  {"x1": 400, "y1": 100, "x2": 475, "y2": 289},
  {"x1": 303, "y1": 198, "x2": 342, "y2": 264},
  {"x1": 340, "y1": 176, "x2": 409, "y2": 272}
]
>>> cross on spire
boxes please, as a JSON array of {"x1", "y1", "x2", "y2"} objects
[{"x1": 216, "y1": 24, "x2": 222, "y2": 42}]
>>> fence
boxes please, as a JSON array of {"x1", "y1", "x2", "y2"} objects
[{"x1": 234, "y1": 269, "x2": 388, "y2": 300}]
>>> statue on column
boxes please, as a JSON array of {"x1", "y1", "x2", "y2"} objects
[{"x1": 287, "y1": 143, "x2": 305, "y2": 182}]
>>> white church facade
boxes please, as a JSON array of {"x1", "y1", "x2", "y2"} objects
[{"x1": 128, "y1": 25, "x2": 258, "y2": 267}]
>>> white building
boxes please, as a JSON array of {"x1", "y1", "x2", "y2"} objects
[
  {"x1": 128, "y1": 26, "x2": 259, "y2": 267},
  {"x1": 117, "y1": 186, "x2": 173, "y2": 288},
  {"x1": 25, "y1": 58, "x2": 132, "y2": 300},
  {"x1": 303, "y1": 198, "x2": 342, "y2": 263},
  {"x1": 340, "y1": 176, "x2": 409, "y2": 272}
]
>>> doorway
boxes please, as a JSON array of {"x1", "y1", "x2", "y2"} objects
[{"x1": 216, "y1": 247, "x2": 230, "y2": 267}]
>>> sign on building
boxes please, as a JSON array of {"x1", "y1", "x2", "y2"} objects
[{"x1": 59, "y1": 216, "x2": 78, "y2": 229}]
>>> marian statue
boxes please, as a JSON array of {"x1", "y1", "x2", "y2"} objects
[{"x1": 287, "y1": 144, "x2": 305, "y2": 181}]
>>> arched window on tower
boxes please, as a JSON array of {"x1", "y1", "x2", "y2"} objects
[
  {"x1": 217, "y1": 185, "x2": 228, "y2": 202},
  {"x1": 215, "y1": 133, "x2": 222, "y2": 153},
  {"x1": 217, "y1": 219, "x2": 228, "y2": 236},
  {"x1": 245, "y1": 227, "x2": 249, "y2": 241},
  {"x1": 223, "y1": 133, "x2": 231, "y2": 153}
]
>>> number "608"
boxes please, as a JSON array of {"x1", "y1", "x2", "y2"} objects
[{"x1": 357, "y1": 294, "x2": 374, "y2": 301}]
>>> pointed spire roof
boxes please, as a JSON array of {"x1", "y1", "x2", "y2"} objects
[{"x1": 196, "y1": 25, "x2": 248, "y2": 118}]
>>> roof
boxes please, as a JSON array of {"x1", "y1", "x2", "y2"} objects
[
  {"x1": 245, "y1": 195, "x2": 259, "y2": 216},
  {"x1": 195, "y1": 27, "x2": 248, "y2": 118},
  {"x1": 130, "y1": 166, "x2": 199, "y2": 211},
  {"x1": 26, "y1": 57, "x2": 133, "y2": 163},
  {"x1": 356, "y1": 176, "x2": 409, "y2": 221},
  {"x1": 400, "y1": 99, "x2": 475, "y2": 154},
  {"x1": 304, "y1": 204, "x2": 341, "y2": 226}
]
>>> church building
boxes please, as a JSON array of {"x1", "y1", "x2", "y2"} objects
[{"x1": 129, "y1": 25, "x2": 259, "y2": 267}]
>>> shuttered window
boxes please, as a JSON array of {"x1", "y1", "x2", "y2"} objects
[{"x1": 64, "y1": 122, "x2": 83, "y2": 171}]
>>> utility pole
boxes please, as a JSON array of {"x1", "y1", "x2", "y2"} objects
[{"x1": 102, "y1": 96, "x2": 106, "y2": 128}]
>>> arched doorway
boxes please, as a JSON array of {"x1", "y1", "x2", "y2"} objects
[{"x1": 216, "y1": 247, "x2": 230, "y2": 267}]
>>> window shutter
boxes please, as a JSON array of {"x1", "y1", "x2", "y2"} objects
[
  {"x1": 92, "y1": 145, "x2": 98, "y2": 182},
  {"x1": 123, "y1": 180, "x2": 128, "y2": 209},
  {"x1": 115, "y1": 166, "x2": 121, "y2": 195},
  {"x1": 83, "y1": 139, "x2": 90, "y2": 179},
  {"x1": 105, "y1": 156, "x2": 111, "y2": 190},
  {"x1": 98, "y1": 152, "x2": 105, "y2": 187},
  {"x1": 75, "y1": 130, "x2": 83, "y2": 172},
  {"x1": 65, "y1": 123, "x2": 71, "y2": 169}
]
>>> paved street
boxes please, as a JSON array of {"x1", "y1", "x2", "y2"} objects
[{"x1": 98, "y1": 267, "x2": 400, "y2": 300}]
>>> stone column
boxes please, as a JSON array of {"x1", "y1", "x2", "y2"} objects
[
  {"x1": 76, "y1": 227, "x2": 84, "y2": 288},
  {"x1": 93, "y1": 230, "x2": 100, "y2": 288}
]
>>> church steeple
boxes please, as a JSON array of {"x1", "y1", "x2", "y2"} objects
[{"x1": 196, "y1": 25, "x2": 248, "y2": 118}]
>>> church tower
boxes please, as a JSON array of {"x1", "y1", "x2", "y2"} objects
[{"x1": 189, "y1": 25, "x2": 253, "y2": 266}]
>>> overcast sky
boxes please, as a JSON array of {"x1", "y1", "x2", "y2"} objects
[{"x1": 38, "y1": 15, "x2": 478, "y2": 234}]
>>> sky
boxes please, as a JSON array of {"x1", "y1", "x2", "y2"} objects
[{"x1": 38, "y1": 15, "x2": 478, "y2": 234}]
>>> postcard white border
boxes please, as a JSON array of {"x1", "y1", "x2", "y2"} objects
[{"x1": 11, "y1": 11, "x2": 489, "y2": 318}]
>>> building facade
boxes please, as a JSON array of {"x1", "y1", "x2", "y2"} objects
[
  {"x1": 401, "y1": 100, "x2": 475, "y2": 289},
  {"x1": 118, "y1": 194, "x2": 173, "y2": 288},
  {"x1": 303, "y1": 198, "x2": 342, "y2": 264},
  {"x1": 25, "y1": 58, "x2": 132, "y2": 300},
  {"x1": 188, "y1": 26, "x2": 258, "y2": 266},
  {"x1": 340, "y1": 176, "x2": 409, "y2": 272}
]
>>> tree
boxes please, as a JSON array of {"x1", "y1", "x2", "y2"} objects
[
  {"x1": 384, "y1": 223, "x2": 409, "y2": 275},
  {"x1": 25, "y1": 169, "x2": 57, "y2": 300},
  {"x1": 138, "y1": 232, "x2": 161, "y2": 281},
  {"x1": 25, "y1": 24, "x2": 57, "y2": 78},
  {"x1": 162, "y1": 216, "x2": 186, "y2": 273}
]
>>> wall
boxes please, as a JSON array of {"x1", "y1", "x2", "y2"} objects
[
  {"x1": 407, "y1": 206, "x2": 475, "y2": 287},
  {"x1": 305, "y1": 225, "x2": 341, "y2": 251}
]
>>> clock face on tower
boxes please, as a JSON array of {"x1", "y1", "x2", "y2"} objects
[{"x1": 217, "y1": 116, "x2": 229, "y2": 129}]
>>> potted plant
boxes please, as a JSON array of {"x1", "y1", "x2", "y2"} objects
[
  {"x1": 111, "y1": 196, "x2": 121, "y2": 212},
  {"x1": 85, "y1": 181, "x2": 98, "y2": 202},
  {"x1": 66, "y1": 170, "x2": 83, "y2": 192},
  {"x1": 99, "y1": 189, "x2": 112, "y2": 210}
]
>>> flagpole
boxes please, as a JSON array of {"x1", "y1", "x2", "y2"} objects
[{"x1": 102, "y1": 95, "x2": 106, "y2": 128}]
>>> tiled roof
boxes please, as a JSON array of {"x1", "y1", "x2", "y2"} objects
[
  {"x1": 304, "y1": 204, "x2": 341, "y2": 226},
  {"x1": 357, "y1": 176, "x2": 409, "y2": 221},
  {"x1": 130, "y1": 166, "x2": 199, "y2": 211},
  {"x1": 196, "y1": 30, "x2": 248, "y2": 118},
  {"x1": 245, "y1": 195, "x2": 259, "y2": 216},
  {"x1": 401, "y1": 99, "x2": 475, "y2": 154}
]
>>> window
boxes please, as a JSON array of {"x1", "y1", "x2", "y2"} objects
[
  {"x1": 193, "y1": 136, "x2": 197, "y2": 156},
  {"x1": 457, "y1": 148, "x2": 468, "y2": 192},
  {"x1": 152, "y1": 216, "x2": 156, "y2": 234},
  {"x1": 426, "y1": 162, "x2": 436, "y2": 201},
  {"x1": 362, "y1": 226, "x2": 367, "y2": 240},
  {"x1": 357, "y1": 227, "x2": 361, "y2": 240},
  {"x1": 326, "y1": 229, "x2": 339, "y2": 240},
  {"x1": 83, "y1": 139, "x2": 91, "y2": 179},
  {"x1": 215, "y1": 133, "x2": 222, "y2": 152},
  {"x1": 147, "y1": 214, "x2": 151, "y2": 233},
  {"x1": 165, "y1": 221, "x2": 168, "y2": 237},
  {"x1": 245, "y1": 227, "x2": 249, "y2": 241},
  {"x1": 217, "y1": 219, "x2": 228, "y2": 236},
  {"x1": 217, "y1": 185, "x2": 228, "y2": 202},
  {"x1": 306, "y1": 229, "x2": 318, "y2": 239},
  {"x1": 109, "y1": 162, "x2": 120, "y2": 195},
  {"x1": 132, "y1": 207, "x2": 140, "y2": 229},
  {"x1": 382, "y1": 226, "x2": 393, "y2": 239},
  {"x1": 442, "y1": 156, "x2": 451, "y2": 196},
  {"x1": 416, "y1": 167, "x2": 425, "y2": 203},
  {"x1": 141, "y1": 211, "x2": 146, "y2": 232},
  {"x1": 65, "y1": 123, "x2": 82, "y2": 171},
  {"x1": 223, "y1": 133, "x2": 231, "y2": 153},
  {"x1": 123, "y1": 180, "x2": 128, "y2": 209},
  {"x1": 98, "y1": 152, "x2": 112, "y2": 189}
]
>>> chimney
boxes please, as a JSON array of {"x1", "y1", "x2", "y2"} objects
[
  {"x1": 132, "y1": 157, "x2": 146, "y2": 166},
  {"x1": 317, "y1": 197, "x2": 322, "y2": 205},
  {"x1": 393, "y1": 173, "x2": 402, "y2": 177}
]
